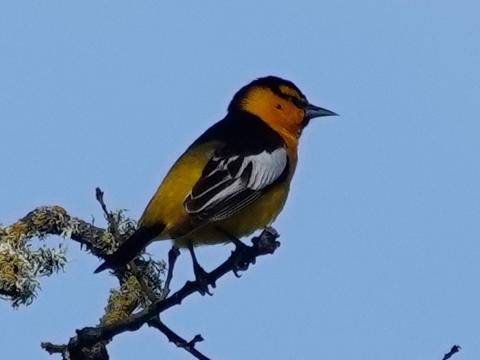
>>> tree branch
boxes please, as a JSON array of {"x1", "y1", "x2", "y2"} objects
[
  {"x1": 1, "y1": 196, "x2": 280, "y2": 360},
  {"x1": 95, "y1": 187, "x2": 121, "y2": 243},
  {"x1": 70, "y1": 227, "x2": 279, "y2": 352},
  {"x1": 14, "y1": 205, "x2": 108, "y2": 257},
  {"x1": 441, "y1": 345, "x2": 461, "y2": 360},
  {"x1": 40, "y1": 342, "x2": 67, "y2": 355},
  {"x1": 148, "y1": 317, "x2": 209, "y2": 360}
]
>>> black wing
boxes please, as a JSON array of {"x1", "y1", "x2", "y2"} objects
[
  {"x1": 184, "y1": 147, "x2": 288, "y2": 221},
  {"x1": 183, "y1": 110, "x2": 290, "y2": 221}
]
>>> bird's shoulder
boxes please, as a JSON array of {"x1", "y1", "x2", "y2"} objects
[{"x1": 190, "y1": 110, "x2": 286, "y2": 155}]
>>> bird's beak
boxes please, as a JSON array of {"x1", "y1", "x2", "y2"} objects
[{"x1": 305, "y1": 103, "x2": 338, "y2": 119}]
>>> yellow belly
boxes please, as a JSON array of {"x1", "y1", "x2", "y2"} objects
[{"x1": 174, "y1": 182, "x2": 289, "y2": 248}]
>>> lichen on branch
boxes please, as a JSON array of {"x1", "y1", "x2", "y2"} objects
[
  {"x1": 2, "y1": 196, "x2": 280, "y2": 360},
  {"x1": 0, "y1": 205, "x2": 143, "y2": 307},
  {"x1": 0, "y1": 206, "x2": 72, "y2": 306}
]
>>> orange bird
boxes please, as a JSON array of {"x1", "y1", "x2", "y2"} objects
[{"x1": 95, "y1": 76, "x2": 336, "y2": 291}]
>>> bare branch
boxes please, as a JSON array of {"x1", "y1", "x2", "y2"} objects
[
  {"x1": 441, "y1": 345, "x2": 461, "y2": 360},
  {"x1": 95, "y1": 187, "x2": 121, "y2": 242},
  {"x1": 148, "y1": 317, "x2": 209, "y2": 360},
  {"x1": 40, "y1": 342, "x2": 67, "y2": 355}
]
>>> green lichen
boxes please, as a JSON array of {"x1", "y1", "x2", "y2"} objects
[
  {"x1": 1, "y1": 206, "x2": 166, "y2": 310},
  {"x1": 94, "y1": 209, "x2": 137, "y2": 255},
  {"x1": 100, "y1": 275, "x2": 143, "y2": 326},
  {"x1": 99, "y1": 259, "x2": 166, "y2": 325},
  {"x1": 0, "y1": 208, "x2": 70, "y2": 307},
  {"x1": 0, "y1": 241, "x2": 39, "y2": 306}
]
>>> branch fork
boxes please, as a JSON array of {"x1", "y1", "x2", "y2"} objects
[{"x1": 22, "y1": 188, "x2": 281, "y2": 360}]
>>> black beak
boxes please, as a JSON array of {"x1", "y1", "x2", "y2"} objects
[{"x1": 305, "y1": 103, "x2": 338, "y2": 119}]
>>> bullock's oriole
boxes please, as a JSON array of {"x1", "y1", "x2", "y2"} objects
[{"x1": 95, "y1": 76, "x2": 336, "y2": 290}]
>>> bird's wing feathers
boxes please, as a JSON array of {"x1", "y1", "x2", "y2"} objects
[{"x1": 184, "y1": 147, "x2": 288, "y2": 221}]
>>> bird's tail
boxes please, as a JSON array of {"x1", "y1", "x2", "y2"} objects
[{"x1": 94, "y1": 223, "x2": 165, "y2": 273}]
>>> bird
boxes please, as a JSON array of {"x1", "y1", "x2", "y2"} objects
[{"x1": 95, "y1": 76, "x2": 336, "y2": 292}]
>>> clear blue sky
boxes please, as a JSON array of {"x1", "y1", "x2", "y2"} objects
[{"x1": 1, "y1": 1, "x2": 479, "y2": 359}]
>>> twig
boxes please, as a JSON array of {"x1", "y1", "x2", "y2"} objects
[
  {"x1": 442, "y1": 345, "x2": 461, "y2": 360},
  {"x1": 95, "y1": 187, "x2": 121, "y2": 241},
  {"x1": 41, "y1": 342, "x2": 67, "y2": 355},
  {"x1": 148, "y1": 317, "x2": 209, "y2": 360},
  {"x1": 97, "y1": 190, "x2": 160, "y2": 307}
]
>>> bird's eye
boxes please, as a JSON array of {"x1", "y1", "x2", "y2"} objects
[{"x1": 276, "y1": 104, "x2": 282, "y2": 110}]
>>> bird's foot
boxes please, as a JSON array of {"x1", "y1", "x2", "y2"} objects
[
  {"x1": 230, "y1": 237, "x2": 256, "y2": 278},
  {"x1": 231, "y1": 227, "x2": 280, "y2": 276},
  {"x1": 163, "y1": 246, "x2": 181, "y2": 297},
  {"x1": 193, "y1": 262, "x2": 215, "y2": 296}
]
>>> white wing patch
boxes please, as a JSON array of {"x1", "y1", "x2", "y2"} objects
[
  {"x1": 184, "y1": 147, "x2": 288, "y2": 220},
  {"x1": 244, "y1": 148, "x2": 287, "y2": 190}
]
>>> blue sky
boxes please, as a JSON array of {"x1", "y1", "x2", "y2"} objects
[{"x1": 1, "y1": 1, "x2": 479, "y2": 359}]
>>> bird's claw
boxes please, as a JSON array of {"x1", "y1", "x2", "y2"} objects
[
  {"x1": 193, "y1": 263, "x2": 215, "y2": 296},
  {"x1": 231, "y1": 240, "x2": 255, "y2": 277}
]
